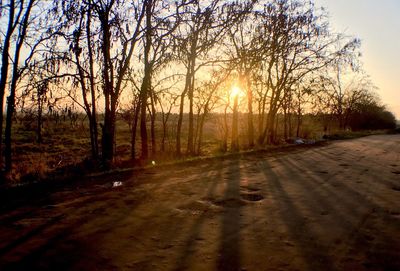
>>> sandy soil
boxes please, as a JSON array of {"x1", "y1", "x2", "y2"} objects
[{"x1": 0, "y1": 134, "x2": 399, "y2": 271}]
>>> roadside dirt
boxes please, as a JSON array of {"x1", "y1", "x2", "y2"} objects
[{"x1": 0, "y1": 134, "x2": 399, "y2": 271}]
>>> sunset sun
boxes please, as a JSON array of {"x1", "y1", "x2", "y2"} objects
[{"x1": 230, "y1": 85, "x2": 243, "y2": 99}]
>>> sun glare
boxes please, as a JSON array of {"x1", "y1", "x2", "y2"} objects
[{"x1": 230, "y1": 86, "x2": 243, "y2": 99}]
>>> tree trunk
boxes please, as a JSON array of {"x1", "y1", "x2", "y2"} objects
[
  {"x1": 274, "y1": 113, "x2": 279, "y2": 142},
  {"x1": 176, "y1": 66, "x2": 192, "y2": 156},
  {"x1": 187, "y1": 86, "x2": 194, "y2": 154},
  {"x1": 231, "y1": 95, "x2": 239, "y2": 152},
  {"x1": 296, "y1": 106, "x2": 302, "y2": 137},
  {"x1": 74, "y1": 28, "x2": 99, "y2": 160},
  {"x1": 283, "y1": 106, "x2": 288, "y2": 140},
  {"x1": 150, "y1": 90, "x2": 156, "y2": 156},
  {"x1": 176, "y1": 91, "x2": 186, "y2": 156},
  {"x1": 246, "y1": 77, "x2": 254, "y2": 148},
  {"x1": 221, "y1": 105, "x2": 229, "y2": 152},
  {"x1": 88, "y1": 116, "x2": 97, "y2": 158},
  {"x1": 5, "y1": 0, "x2": 34, "y2": 172},
  {"x1": 102, "y1": 96, "x2": 116, "y2": 165},
  {"x1": 139, "y1": 79, "x2": 149, "y2": 160},
  {"x1": 186, "y1": 53, "x2": 197, "y2": 155},
  {"x1": 0, "y1": 0, "x2": 15, "y2": 170},
  {"x1": 100, "y1": 6, "x2": 116, "y2": 165},
  {"x1": 262, "y1": 110, "x2": 276, "y2": 145},
  {"x1": 161, "y1": 115, "x2": 167, "y2": 153},
  {"x1": 196, "y1": 111, "x2": 207, "y2": 155},
  {"x1": 138, "y1": 0, "x2": 153, "y2": 160},
  {"x1": 87, "y1": 8, "x2": 99, "y2": 159},
  {"x1": 257, "y1": 92, "x2": 269, "y2": 145},
  {"x1": 296, "y1": 115, "x2": 301, "y2": 137},
  {"x1": 37, "y1": 94, "x2": 43, "y2": 144},
  {"x1": 5, "y1": 95, "x2": 15, "y2": 172},
  {"x1": 268, "y1": 113, "x2": 276, "y2": 144},
  {"x1": 131, "y1": 98, "x2": 140, "y2": 159}
]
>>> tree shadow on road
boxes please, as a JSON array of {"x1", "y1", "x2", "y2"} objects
[
  {"x1": 173, "y1": 160, "x2": 224, "y2": 270},
  {"x1": 261, "y1": 158, "x2": 335, "y2": 271},
  {"x1": 216, "y1": 157, "x2": 241, "y2": 271}
]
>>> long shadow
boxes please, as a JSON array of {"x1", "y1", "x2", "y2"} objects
[
  {"x1": 280, "y1": 154, "x2": 381, "y2": 257},
  {"x1": 0, "y1": 214, "x2": 64, "y2": 257},
  {"x1": 0, "y1": 185, "x2": 150, "y2": 270},
  {"x1": 2, "y1": 158, "x2": 231, "y2": 270},
  {"x1": 269, "y1": 151, "x2": 400, "y2": 271},
  {"x1": 261, "y1": 159, "x2": 335, "y2": 271},
  {"x1": 281, "y1": 156, "x2": 357, "y2": 223},
  {"x1": 1, "y1": 225, "x2": 82, "y2": 271},
  {"x1": 216, "y1": 157, "x2": 241, "y2": 271},
  {"x1": 174, "y1": 160, "x2": 223, "y2": 271},
  {"x1": 0, "y1": 212, "x2": 122, "y2": 271},
  {"x1": 289, "y1": 150, "x2": 400, "y2": 229},
  {"x1": 305, "y1": 149, "x2": 398, "y2": 203}
]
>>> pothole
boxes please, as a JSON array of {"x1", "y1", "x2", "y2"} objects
[
  {"x1": 241, "y1": 193, "x2": 264, "y2": 202},
  {"x1": 392, "y1": 185, "x2": 400, "y2": 191},
  {"x1": 320, "y1": 210, "x2": 329, "y2": 216},
  {"x1": 241, "y1": 186, "x2": 261, "y2": 192},
  {"x1": 388, "y1": 210, "x2": 400, "y2": 216},
  {"x1": 212, "y1": 198, "x2": 246, "y2": 208}
]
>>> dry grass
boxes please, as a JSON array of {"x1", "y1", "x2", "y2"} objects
[{"x1": 8, "y1": 113, "x2": 351, "y2": 183}]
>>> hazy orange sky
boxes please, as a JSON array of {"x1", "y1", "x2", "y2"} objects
[{"x1": 315, "y1": 0, "x2": 400, "y2": 119}]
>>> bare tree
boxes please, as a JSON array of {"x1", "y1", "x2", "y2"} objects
[
  {"x1": 320, "y1": 64, "x2": 374, "y2": 130},
  {"x1": 158, "y1": 91, "x2": 178, "y2": 153},
  {"x1": 251, "y1": 0, "x2": 359, "y2": 144},
  {"x1": 58, "y1": 0, "x2": 146, "y2": 165},
  {"x1": 193, "y1": 70, "x2": 227, "y2": 154},
  {"x1": 67, "y1": 6, "x2": 101, "y2": 159},
  {"x1": 173, "y1": 0, "x2": 250, "y2": 155},
  {"x1": 2, "y1": 0, "x2": 39, "y2": 172},
  {"x1": 226, "y1": 9, "x2": 263, "y2": 148},
  {"x1": 0, "y1": 0, "x2": 17, "y2": 169},
  {"x1": 135, "y1": 0, "x2": 183, "y2": 160}
]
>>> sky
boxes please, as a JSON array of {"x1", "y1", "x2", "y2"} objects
[{"x1": 314, "y1": 0, "x2": 400, "y2": 119}]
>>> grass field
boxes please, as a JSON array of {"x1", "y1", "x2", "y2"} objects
[{"x1": 6, "y1": 112, "x2": 388, "y2": 183}]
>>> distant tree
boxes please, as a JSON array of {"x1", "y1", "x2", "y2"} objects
[
  {"x1": 158, "y1": 91, "x2": 179, "y2": 153},
  {"x1": 194, "y1": 70, "x2": 228, "y2": 154},
  {"x1": 319, "y1": 64, "x2": 373, "y2": 130},
  {"x1": 348, "y1": 98, "x2": 396, "y2": 131},
  {"x1": 252, "y1": 0, "x2": 359, "y2": 144}
]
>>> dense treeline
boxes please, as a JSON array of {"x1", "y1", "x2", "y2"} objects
[{"x1": 0, "y1": 0, "x2": 396, "y2": 177}]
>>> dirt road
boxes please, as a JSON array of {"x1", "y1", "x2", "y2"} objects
[{"x1": 0, "y1": 134, "x2": 399, "y2": 271}]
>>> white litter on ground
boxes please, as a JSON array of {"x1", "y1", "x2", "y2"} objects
[
  {"x1": 112, "y1": 181, "x2": 123, "y2": 187},
  {"x1": 294, "y1": 138, "x2": 305, "y2": 144}
]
